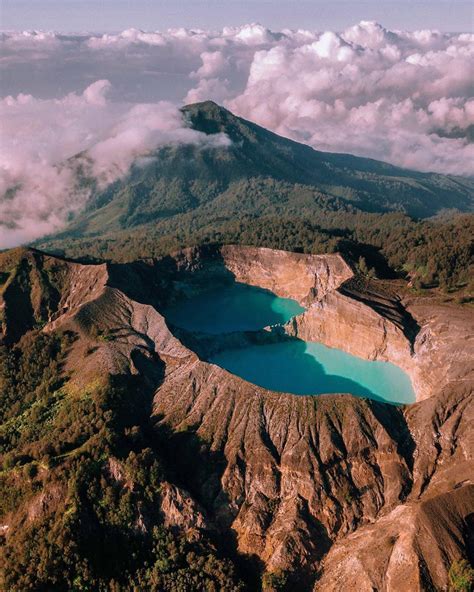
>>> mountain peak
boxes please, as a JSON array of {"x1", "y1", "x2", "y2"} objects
[
  {"x1": 39, "y1": 102, "x2": 473, "y2": 244},
  {"x1": 183, "y1": 99, "x2": 224, "y2": 113},
  {"x1": 181, "y1": 100, "x2": 244, "y2": 138}
]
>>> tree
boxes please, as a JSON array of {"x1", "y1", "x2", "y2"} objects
[
  {"x1": 357, "y1": 256, "x2": 369, "y2": 276},
  {"x1": 262, "y1": 570, "x2": 288, "y2": 592},
  {"x1": 448, "y1": 559, "x2": 474, "y2": 592}
]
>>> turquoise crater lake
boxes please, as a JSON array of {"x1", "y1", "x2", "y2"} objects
[
  {"x1": 211, "y1": 342, "x2": 415, "y2": 404},
  {"x1": 164, "y1": 282, "x2": 415, "y2": 404},
  {"x1": 164, "y1": 282, "x2": 305, "y2": 334}
]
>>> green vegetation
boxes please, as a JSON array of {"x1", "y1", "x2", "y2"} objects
[
  {"x1": 0, "y1": 330, "x2": 70, "y2": 424},
  {"x1": 0, "y1": 248, "x2": 65, "y2": 342},
  {"x1": 40, "y1": 211, "x2": 473, "y2": 293},
  {"x1": 36, "y1": 101, "x2": 473, "y2": 295},
  {"x1": 262, "y1": 570, "x2": 289, "y2": 592},
  {"x1": 448, "y1": 559, "x2": 474, "y2": 592},
  {"x1": 0, "y1": 330, "x2": 245, "y2": 591}
]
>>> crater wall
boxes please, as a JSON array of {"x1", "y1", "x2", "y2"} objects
[{"x1": 162, "y1": 245, "x2": 473, "y2": 402}]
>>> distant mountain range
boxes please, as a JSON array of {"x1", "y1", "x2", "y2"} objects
[{"x1": 45, "y1": 100, "x2": 473, "y2": 244}]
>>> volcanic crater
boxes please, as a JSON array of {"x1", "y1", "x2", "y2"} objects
[{"x1": 1, "y1": 244, "x2": 473, "y2": 591}]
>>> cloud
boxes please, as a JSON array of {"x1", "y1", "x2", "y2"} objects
[
  {"x1": 225, "y1": 22, "x2": 474, "y2": 175},
  {"x1": 1, "y1": 21, "x2": 473, "y2": 247},
  {"x1": 2, "y1": 21, "x2": 471, "y2": 175},
  {"x1": 0, "y1": 81, "x2": 229, "y2": 248},
  {"x1": 191, "y1": 51, "x2": 228, "y2": 79},
  {"x1": 86, "y1": 100, "x2": 230, "y2": 187}
]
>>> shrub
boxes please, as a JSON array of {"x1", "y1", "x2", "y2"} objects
[
  {"x1": 262, "y1": 570, "x2": 288, "y2": 592},
  {"x1": 449, "y1": 559, "x2": 474, "y2": 592}
]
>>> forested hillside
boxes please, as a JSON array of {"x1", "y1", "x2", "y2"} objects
[
  {"x1": 0, "y1": 325, "x2": 246, "y2": 591},
  {"x1": 39, "y1": 211, "x2": 473, "y2": 294}
]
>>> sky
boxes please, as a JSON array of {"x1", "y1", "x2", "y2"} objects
[
  {"x1": 2, "y1": 0, "x2": 473, "y2": 33},
  {"x1": 1, "y1": 3, "x2": 473, "y2": 247}
]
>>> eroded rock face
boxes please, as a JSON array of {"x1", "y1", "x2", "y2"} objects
[
  {"x1": 315, "y1": 485, "x2": 474, "y2": 592},
  {"x1": 152, "y1": 355, "x2": 473, "y2": 587},
  {"x1": 286, "y1": 289, "x2": 413, "y2": 376},
  {"x1": 281, "y1": 267, "x2": 473, "y2": 403},
  {"x1": 2, "y1": 245, "x2": 472, "y2": 591},
  {"x1": 219, "y1": 246, "x2": 353, "y2": 303}
]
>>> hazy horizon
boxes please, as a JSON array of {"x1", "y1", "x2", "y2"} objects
[{"x1": 2, "y1": 0, "x2": 473, "y2": 33}]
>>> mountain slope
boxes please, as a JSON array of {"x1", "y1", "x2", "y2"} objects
[{"x1": 51, "y1": 101, "x2": 473, "y2": 242}]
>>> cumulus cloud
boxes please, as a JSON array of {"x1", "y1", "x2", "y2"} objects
[
  {"x1": 1, "y1": 21, "x2": 473, "y2": 247},
  {"x1": 0, "y1": 81, "x2": 229, "y2": 248},
  {"x1": 226, "y1": 22, "x2": 474, "y2": 175}
]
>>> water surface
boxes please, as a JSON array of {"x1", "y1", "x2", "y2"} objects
[
  {"x1": 211, "y1": 341, "x2": 415, "y2": 404},
  {"x1": 164, "y1": 281, "x2": 415, "y2": 404},
  {"x1": 165, "y1": 282, "x2": 305, "y2": 334}
]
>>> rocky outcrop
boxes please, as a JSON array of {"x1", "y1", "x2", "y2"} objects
[
  {"x1": 284, "y1": 277, "x2": 474, "y2": 402},
  {"x1": 219, "y1": 245, "x2": 353, "y2": 303},
  {"x1": 317, "y1": 501, "x2": 424, "y2": 591},
  {"x1": 405, "y1": 299, "x2": 474, "y2": 405},
  {"x1": 1, "y1": 245, "x2": 472, "y2": 591},
  {"x1": 286, "y1": 288, "x2": 413, "y2": 374},
  {"x1": 315, "y1": 485, "x2": 474, "y2": 592}
]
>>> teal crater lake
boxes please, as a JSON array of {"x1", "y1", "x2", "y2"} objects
[
  {"x1": 164, "y1": 282, "x2": 305, "y2": 334},
  {"x1": 164, "y1": 282, "x2": 416, "y2": 404},
  {"x1": 211, "y1": 341, "x2": 415, "y2": 404}
]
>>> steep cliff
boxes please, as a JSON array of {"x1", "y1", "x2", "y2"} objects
[
  {"x1": 1, "y1": 245, "x2": 472, "y2": 591},
  {"x1": 282, "y1": 276, "x2": 473, "y2": 402}
]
